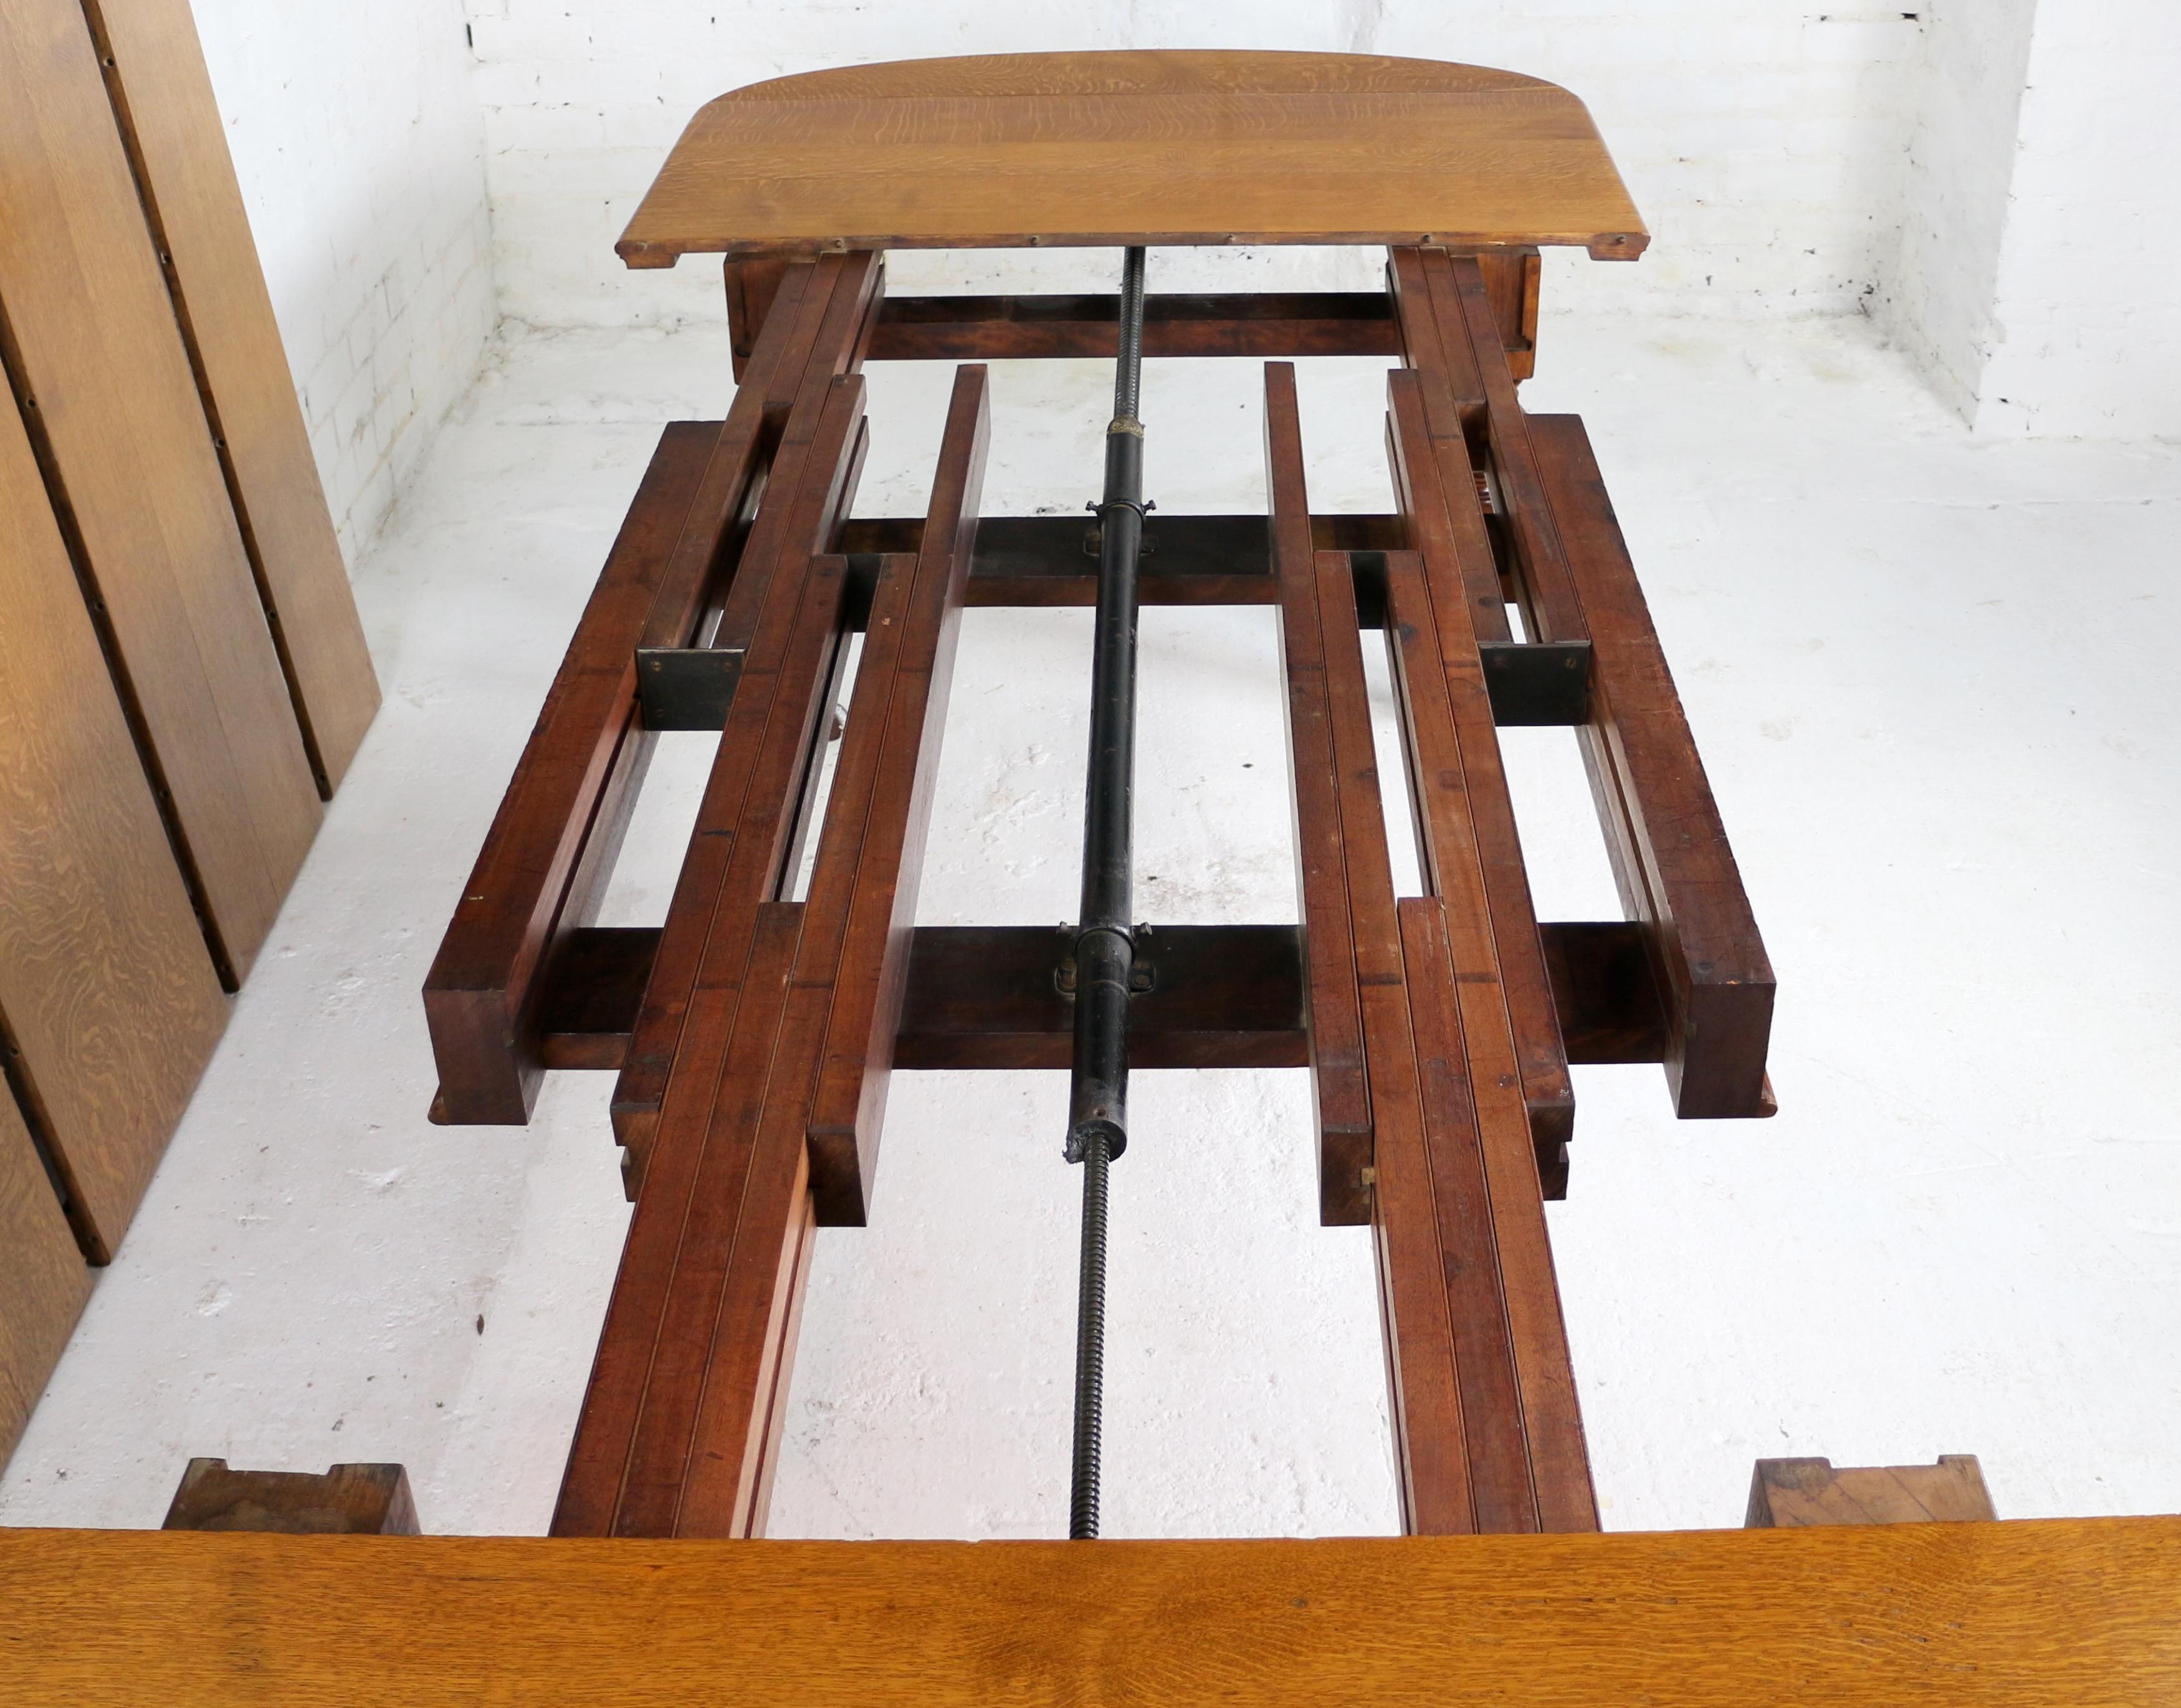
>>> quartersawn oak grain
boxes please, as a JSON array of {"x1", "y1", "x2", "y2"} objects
[
  {"x1": 0, "y1": 1089, "x2": 90, "y2": 1468},
  {"x1": 0, "y1": 0, "x2": 320, "y2": 979},
  {"x1": 619, "y1": 52, "x2": 1647, "y2": 265},
  {"x1": 82, "y1": 0, "x2": 381, "y2": 792},
  {"x1": 0, "y1": 387, "x2": 228, "y2": 1263},
  {"x1": 2, "y1": 1520, "x2": 2175, "y2": 1704}
]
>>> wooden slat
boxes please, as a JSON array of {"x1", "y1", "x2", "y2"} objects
[
  {"x1": 723, "y1": 255, "x2": 789, "y2": 381},
  {"x1": 82, "y1": 0, "x2": 381, "y2": 792},
  {"x1": 1433, "y1": 249, "x2": 1588, "y2": 644},
  {"x1": 867, "y1": 291, "x2": 1401, "y2": 361},
  {"x1": 1528, "y1": 414, "x2": 1775, "y2": 1119},
  {"x1": 564, "y1": 901, "x2": 805, "y2": 1537},
  {"x1": 7, "y1": 1520, "x2": 2180, "y2": 1705},
  {"x1": 0, "y1": 384, "x2": 227, "y2": 1260},
  {"x1": 1272, "y1": 360, "x2": 1590, "y2": 1533},
  {"x1": 1384, "y1": 373, "x2": 1576, "y2": 1190},
  {"x1": 1386, "y1": 249, "x2": 1509, "y2": 644},
  {"x1": 562, "y1": 416, "x2": 866, "y2": 1532},
  {"x1": 619, "y1": 52, "x2": 1648, "y2": 262},
  {"x1": 609, "y1": 376, "x2": 870, "y2": 1170},
  {"x1": 1271, "y1": 363, "x2": 1445, "y2": 1514},
  {"x1": 1302, "y1": 536, "x2": 1468, "y2": 1534},
  {"x1": 1393, "y1": 898, "x2": 1541, "y2": 1533},
  {"x1": 1400, "y1": 900, "x2": 1596, "y2": 1530},
  {"x1": 0, "y1": 1087, "x2": 90, "y2": 1466},
  {"x1": 1264, "y1": 363, "x2": 1371, "y2": 1228},
  {"x1": 424, "y1": 421, "x2": 723, "y2": 1123},
  {"x1": 1388, "y1": 246, "x2": 1539, "y2": 387},
  {"x1": 806, "y1": 366, "x2": 990, "y2": 1224},
  {"x1": 0, "y1": 0, "x2": 321, "y2": 979},
  {"x1": 583, "y1": 421, "x2": 988, "y2": 1528},
  {"x1": 535, "y1": 925, "x2": 1310, "y2": 1074},
  {"x1": 711, "y1": 253, "x2": 885, "y2": 656},
  {"x1": 602, "y1": 255, "x2": 883, "y2": 1161},
  {"x1": 570, "y1": 528, "x2": 964, "y2": 1536}
]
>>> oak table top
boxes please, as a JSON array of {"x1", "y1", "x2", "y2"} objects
[
  {"x1": 618, "y1": 50, "x2": 1648, "y2": 267},
  {"x1": 6, "y1": 1518, "x2": 2177, "y2": 1704}
]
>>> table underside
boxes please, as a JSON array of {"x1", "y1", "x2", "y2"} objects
[{"x1": 424, "y1": 241, "x2": 1773, "y2": 1540}]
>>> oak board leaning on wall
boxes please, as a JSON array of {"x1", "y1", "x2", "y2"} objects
[{"x1": 0, "y1": 0, "x2": 379, "y2": 1467}]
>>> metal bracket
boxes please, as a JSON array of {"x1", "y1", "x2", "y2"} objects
[
  {"x1": 636, "y1": 647, "x2": 745, "y2": 731},
  {"x1": 1052, "y1": 930, "x2": 1158, "y2": 996},
  {"x1": 1082, "y1": 518, "x2": 1158, "y2": 557},
  {"x1": 1477, "y1": 639, "x2": 1593, "y2": 727}
]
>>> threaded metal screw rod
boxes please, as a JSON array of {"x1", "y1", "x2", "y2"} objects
[
  {"x1": 1064, "y1": 245, "x2": 1150, "y2": 1540},
  {"x1": 1067, "y1": 1126, "x2": 1111, "y2": 1539}
]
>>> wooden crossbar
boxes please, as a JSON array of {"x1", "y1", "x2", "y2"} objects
[{"x1": 525, "y1": 918, "x2": 1669, "y2": 1075}]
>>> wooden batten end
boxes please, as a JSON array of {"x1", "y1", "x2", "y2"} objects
[
  {"x1": 163, "y1": 1459, "x2": 421, "y2": 1535},
  {"x1": 1747, "y1": 1456, "x2": 1995, "y2": 1528}
]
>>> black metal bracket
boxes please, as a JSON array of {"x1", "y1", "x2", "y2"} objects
[
  {"x1": 635, "y1": 647, "x2": 744, "y2": 731},
  {"x1": 1477, "y1": 639, "x2": 1593, "y2": 727},
  {"x1": 1054, "y1": 928, "x2": 1157, "y2": 996}
]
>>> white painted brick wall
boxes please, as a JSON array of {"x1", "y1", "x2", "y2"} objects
[
  {"x1": 1877, "y1": 0, "x2": 2038, "y2": 421},
  {"x1": 186, "y1": 0, "x2": 2174, "y2": 478},
  {"x1": 193, "y1": 0, "x2": 495, "y2": 556},
  {"x1": 1975, "y1": 0, "x2": 2181, "y2": 439},
  {"x1": 458, "y1": 2, "x2": 1928, "y2": 330}
]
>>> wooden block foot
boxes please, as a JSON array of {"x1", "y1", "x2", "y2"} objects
[
  {"x1": 163, "y1": 1458, "x2": 420, "y2": 1534},
  {"x1": 1746, "y1": 1456, "x2": 1995, "y2": 1527}
]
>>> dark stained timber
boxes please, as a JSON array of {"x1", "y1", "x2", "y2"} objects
[
  {"x1": 1527, "y1": 414, "x2": 1776, "y2": 1120},
  {"x1": 426, "y1": 156, "x2": 1777, "y2": 1557},
  {"x1": 531, "y1": 922, "x2": 1678, "y2": 1079},
  {"x1": 867, "y1": 291, "x2": 1402, "y2": 361}
]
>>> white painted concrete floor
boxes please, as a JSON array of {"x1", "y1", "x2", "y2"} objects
[{"x1": 5, "y1": 302, "x2": 2179, "y2": 1539}]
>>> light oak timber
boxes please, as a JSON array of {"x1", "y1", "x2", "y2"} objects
[
  {"x1": 0, "y1": 1089, "x2": 90, "y2": 1467},
  {"x1": 1749, "y1": 1456, "x2": 1996, "y2": 1528},
  {"x1": 0, "y1": 386, "x2": 227, "y2": 1262},
  {"x1": 0, "y1": 0, "x2": 320, "y2": 980},
  {"x1": 6, "y1": 1520, "x2": 2177, "y2": 1706},
  {"x1": 82, "y1": 0, "x2": 381, "y2": 793},
  {"x1": 621, "y1": 52, "x2": 1646, "y2": 265},
  {"x1": 163, "y1": 1458, "x2": 421, "y2": 1535}
]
